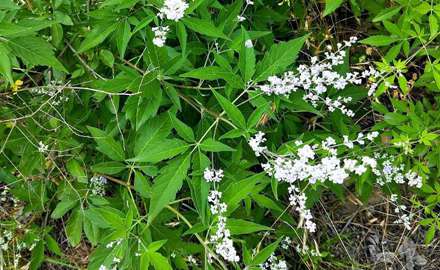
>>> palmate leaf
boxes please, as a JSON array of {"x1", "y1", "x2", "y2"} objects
[
  {"x1": 8, "y1": 36, "x2": 67, "y2": 72},
  {"x1": 254, "y1": 34, "x2": 308, "y2": 82},
  {"x1": 213, "y1": 90, "x2": 246, "y2": 129},
  {"x1": 148, "y1": 154, "x2": 191, "y2": 224},
  {"x1": 130, "y1": 138, "x2": 189, "y2": 163},
  {"x1": 87, "y1": 126, "x2": 125, "y2": 161},
  {"x1": 133, "y1": 113, "x2": 173, "y2": 156}
]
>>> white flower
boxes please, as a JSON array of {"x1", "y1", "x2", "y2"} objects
[
  {"x1": 245, "y1": 39, "x2": 253, "y2": 48},
  {"x1": 237, "y1": 15, "x2": 246, "y2": 22},
  {"x1": 366, "y1": 131, "x2": 379, "y2": 141},
  {"x1": 249, "y1": 131, "x2": 267, "y2": 156},
  {"x1": 89, "y1": 176, "x2": 107, "y2": 196},
  {"x1": 152, "y1": 26, "x2": 169, "y2": 47},
  {"x1": 405, "y1": 171, "x2": 422, "y2": 188},
  {"x1": 297, "y1": 145, "x2": 315, "y2": 160},
  {"x1": 99, "y1": 266, "x2": 107, "y2": 270},
  {"x1": 208, "y1": 190, "x2": 239, "y2": 262},
  {"x1": 37, "y1": 141, "x2": 48, "y2": 153},
  {"x1": 256, "y1": 37, "x2": 381, "y2": 117},
  {"x1": 203, "y1": 168, "x2": 224, "y2": 183},
  {"x1": 158, "y1": 0, "x2": 189, "y2": 21}
]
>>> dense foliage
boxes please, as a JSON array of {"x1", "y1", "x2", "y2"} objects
[{"x1": 1, "y1": 0, "x2": 440, "y2": 269}]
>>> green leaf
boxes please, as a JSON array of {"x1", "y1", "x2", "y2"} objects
[
  {"x1": 239, "y1": 27, "x2": 256, "y2": 82},
  {"x1": 91, "y1": 161, "x2": 126, "y2": 175},
  {"x1": 45, "y1": 234, "x2": 62, "y2": 256},
  {"x1": 87, "y1": 126, "x2": 125, "y2": 161},
  {"x1": 360, "y1": 35, "x2": 399, "y2": 46},
  {"x1": 115, "y1": 20, "x2": 131, "y2": 58},
  {"x1": 78, "y1": 23, "x2": 118, "y2": 53},
  {"x1": 148, "y1": 154, "x2": 191, "y2": 224},
  {"x1": 65, "y1": 209, "x2": 83, "y2": 246},
  {"x1": 66, "y1": 159, "x2": 88, "y2": 183},
  {"x1": 372, "y1": 6, "x2": 401, "y2": 22},
  {"x1": 429, "y1": 15, "x2": 439, "y2": 40},
  {"x1": 213, "y1": 90, "x2": 246, "y2": 129},
  {"x1": 131, "y1": 139, "x2": 189, "y2": 163},
  {"x1": 8, "y1": 36, "x2": 67, "y2": 72},
  {"x1": 0, "y1": 20, "x2": 54, "y2": 37},
  {"x1": 420, "y1": 130, "x2": 439, "y2": 146},
  {"x1": 149, "y1": 252, "x2": 173, "y2": 270},
  {"x1": 251, "y1": 238, "x2": 282, "y2": 265},
  {"x1": 176, "y1": 22, "x2": 187, "y2": 54},
  {"x1": 30, "y1": 241, "x2": 44, "y2": 270},
  {"x1": 134, "y1": 114, "x2": 173, "y2": 156},
  {"x1": 323, "y1": 0, "x2": 344, "y2": 17},
  {"x1": 168, "y1": 112, "x2": 195, "y2": 142},
  {"x1": 434, "y1": 67, "x2": 440, "y2": 91},
  {"x1": 182, "y1": 17, "x2": 230, "y2": 40},
  {"x1": 134, "y1": 171, "x2": 152, "y2": 198},
  {"x1": 0, "y1": 44, "x2": 13, "y2": 84},
  {"x1": 223, "y1": 174, "x2": 261, "y2": 213},
  {"x1": 384, "y1": 112, "x2": 407, "y2": 125},
  {"x1": 254, "y1": 35, "x2": 308, "y2": 82},
  {"x1": 181, "y1": 66, "x2": 244, "y2": 88},
  {"x1": 398, "y1": 75, "x2": 409, "y2": 95},
  {"x1": 227, "y1": 219, "x2": 272, "y2": 235},
  {"x1": 200, "y1": 138, "x2": 235, "y2": 152},
  {"x1": 425, "y1": 224, "x2": 436, "y2": 244},
  {"x1": 251, "y1": 194, "x2": 283, "y2": 211},
  {"x1": 51, "y1": 200, "x2": 78, "y2": 219}
]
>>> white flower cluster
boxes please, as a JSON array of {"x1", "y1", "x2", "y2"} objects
[
  {"x1": 205, "y1": 169, "x2": 239, "y2": 263},
  {"x1": 258, "y1": 37, "x2": 381, "y2": 117},
  {"x1": 249, "y1": 131, "x2": 267, "y2": 156},
  {"x1": 89, "y1": 176, "x2": 107, "y2": 196},
  {"x1": 280, "y1": 236, "x2": 292, "y2": 250},
  {"x1": 207, "y1": 190, "x2": 239, "y2": 262},
  {"x1": 390, "y1": 194, "x2": 414, "y2": 230},
  {"x1": 152, "y1": 26, "x2": 169, "y2": 47},
  {"x1": 1, "y1": 185, "x2": 18, "y2": 206},
  {"x1": 0, "y1": 228, "x2": 34, "y2": 268},
  {"x1": 260, "y1": 254, "x2": 288, "y2": 270},
  {"x1": 158, "y1": 0, "x2": 189, "y2": 21},
  {"x1": 186, "y1": 255, "x2": 198, "y2": 265},
  {"x1": 249, "y1": 131, "x2": 422, "y2": 233},
  {"x1": 153, "y1": 0, "x2": 188, "y2": 47},
  {"x1": 204, "y1": 167, "x2": 224, "y2": 183},
  {"x1": 288, "y1": 186, "x2": 316, "y2": 232},
  {"x1": 37, "y1": 141, "x2": 48, "y2": 153},
  {"x1": 31, "y1": 81, "x2": 70, "y2": 106},
  {"x1": 372, "y1": 154, "x2": 423, "y2": 188}
]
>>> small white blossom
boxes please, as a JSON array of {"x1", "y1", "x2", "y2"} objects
[
  {"x1": 158, "y1": 0, "x2": 189, "y2": 21},
  {"x1": 249, "y1": 131, "x2": 267, "y2": 156},
  {"x1": 152, "y1": 26, "x2": 169, "y2": 47},
  {"x1": 37, "y1": 141, "x2": 48, "y2": 153},
  {"x1": 204, "y1": 168, "x2": 224, "y2": 183},
  {"x1": 89, "y1": 176, "x2": 107, "y2": 196},
  {"x1": 245, "y1": 39, "x2": 253, "y2": 48}
]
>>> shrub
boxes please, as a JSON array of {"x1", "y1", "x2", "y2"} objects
[{"x1": 0, "y1": 0, "x2": 439, "y2": 269}]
